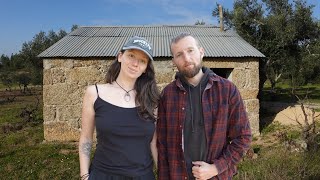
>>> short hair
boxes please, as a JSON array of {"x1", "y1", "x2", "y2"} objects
[{"x1": 170, "y1": 32, "x2": 201, "y2": 55}]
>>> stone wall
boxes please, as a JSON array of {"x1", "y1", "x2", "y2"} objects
[
  {"x1": 43, "y1": 57, "x2": 259, "y2": 142},
  {"x1": 203, "y1": 58, "x2": 260, "y2": 136}
]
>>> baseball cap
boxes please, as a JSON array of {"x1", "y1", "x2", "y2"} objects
[{"x1": 122, "y1": 36, "x2": 153, "y2": 61}]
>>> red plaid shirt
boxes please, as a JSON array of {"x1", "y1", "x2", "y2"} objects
[{"x1": 157, "y1": 71, "x2": 252, "y2": 180}]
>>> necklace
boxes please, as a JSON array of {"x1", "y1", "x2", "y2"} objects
[{"x1": 115, "y1": 80, "x2": 135, "y2": 102}]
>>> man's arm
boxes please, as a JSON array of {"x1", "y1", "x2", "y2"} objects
[
  {"x1": 156, "y1": 94, "x2": 170, "y2": 179},
  {"x1": 214, "y1": 84, "x2": 252, "y2": 174}
]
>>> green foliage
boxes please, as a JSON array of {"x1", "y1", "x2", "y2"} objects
[
  {"x1": 261, "y1": 83, "x2": 320, "y2": 103},
  {"x1": 0, "y1": 72, "x2": 37, "y2": 93},
  {"x1": 235, "y1": 118, "x2": 320, "y2": 179},
  {"x1": 30, "y1": 67, "x2": 43, "y2": 85},
  {"x1": 261, "y1": 121, "x2": 285, "y2": 134},
  {"x1": 18, "y1": 29, "x2": 67, "y2": 85},
  {"x1": 213, "y1": 0, "x2": 320, "y2": 91},
  {"x1": 0, "y1": 54, "x2": 11, "y2": 69},
  {"x1": 286, "y1": 129, "x2": 301, "y2": 140},
  {"x1": 0, "y1": 73, "x2": 15, "y2": 91},
  {"x1": 300, "y1": 38, "x2": 320, "y2": 84},
  {"x1": 235, "y1": 147, "x2": 320, "y2": 179},
  {"x1": 15, "y1": 73, "x2": 32, "y2": 92},
  {"x1": 0, "y1": 27, "x2": 72, "y2": 86},
  {"x1": 71, "y1": 24, "x2": 79, "y2": 31},
  {"x1": 195, "y1": 20, "x2": 206, "y2": 25}
]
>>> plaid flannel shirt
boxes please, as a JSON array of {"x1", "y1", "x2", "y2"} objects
[{"x1": 157, "y1": 71, "x2": 252, "y2": 180}]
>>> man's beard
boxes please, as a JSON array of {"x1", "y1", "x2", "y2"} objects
[{"x1": 178, "y1": 62, "x2": 202, "y2": 78}]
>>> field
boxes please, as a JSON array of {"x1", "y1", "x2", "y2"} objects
[
  {"x1": 0, "y1": 87, "x2": 79, "y2": 179},
  {"x1": 234, "y1": 121, "x2": 320, "y2": 179},
  {"x1": 0, "y1": 85, "x2": 320, "y2": 179},
  {"x1": 261, "y1": 82, "x2": 320, "y2": 104}
]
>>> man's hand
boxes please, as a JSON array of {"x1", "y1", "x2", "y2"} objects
[{"x1": 192, "y1": 161, "x2": 218, "y2": 180}]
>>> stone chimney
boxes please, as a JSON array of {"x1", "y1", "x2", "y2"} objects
[{"x1": 219, "y1": 4, "x2": 224, "y2": 31}]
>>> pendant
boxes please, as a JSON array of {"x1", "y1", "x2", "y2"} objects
[{"x1": 124, "y1": 93, "x2": 131, "y2": 102}]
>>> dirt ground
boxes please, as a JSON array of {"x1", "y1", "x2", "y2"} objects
[
  {"x1": 261, "y1": 101, "x2": 320, "y2": 126},
  {"x1": 253, "y1": 102, "x2": 320, "y2": 149},
  {"x1": 273, "y1": 105, "x2": 320, "y2": 126}
]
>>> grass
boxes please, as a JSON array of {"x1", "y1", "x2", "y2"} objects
[
  {"x1": 1, "y1": 85, "x2": 320, "y2": 179},
  {"x1": 0, "y1": 83, "x2": 20, "y2": 91},
  {"x1": 0, "y1": 83, "x2": 9, "y2": 90},
  {"x1": 0, "y1": 88, "x2": 80, "y2": 180},
  {"x1": 0, "y1": 124, "x2": 79, "y2": 179},
  {"x1": 262, "y1": 82, "x2": 320, "y2": 104},
  {"x1": 0, "y1": 88, "x2": 43, "y2": 124},
  {"x1": 235, "y1": 147, "x2": 320, "y2": 180},
  {"x1": 234, "y1": 120, "x2": 320, "y2": 180}
]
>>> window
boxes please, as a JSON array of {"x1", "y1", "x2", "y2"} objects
[{"x1": 211, "y1": 68, "x2": 233, "y2": 81}]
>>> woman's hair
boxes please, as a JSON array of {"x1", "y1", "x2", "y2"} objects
[{"x1": 105, "y1": 50, "x2": 160, "y2": 122}]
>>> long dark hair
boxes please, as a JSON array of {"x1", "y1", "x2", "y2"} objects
[{"x1": 106, "y1": 50, "x2": 160, "y2": 122}]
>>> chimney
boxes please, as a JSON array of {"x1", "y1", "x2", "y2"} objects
[{"x1": 219, "y1": 4, "x2": 224, "y2": 32}]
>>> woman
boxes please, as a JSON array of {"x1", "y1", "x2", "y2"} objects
[{"x1": 79, "y1": 36, "x2": 160, "y2": 180}]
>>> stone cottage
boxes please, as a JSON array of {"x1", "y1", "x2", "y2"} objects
[{"x1": 38, "y1": 25, "x2": 265, "y2": 142}]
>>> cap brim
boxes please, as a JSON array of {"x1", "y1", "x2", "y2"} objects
[{"x1": 122, "y1": 46, "x2": 153, "y2": 61}]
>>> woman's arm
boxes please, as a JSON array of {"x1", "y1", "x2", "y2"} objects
[
  {"x1": 150, "y1": 129, "x2": 158, "y2": 169},
  {"x1": 79, "y1": 86, "x2": 96, "y2": 178}
]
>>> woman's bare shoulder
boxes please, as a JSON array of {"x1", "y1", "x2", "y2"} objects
[
  {"x1": 85, "y1": 84, "x2": 97, "y2": 95},
  {"x1": 86, "y1": 83, "x2": 111, "y2": 90},
  {"x1": 86, "y1": 83, "x2": 115, "y2": 96}
]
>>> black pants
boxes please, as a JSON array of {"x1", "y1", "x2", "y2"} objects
[{"x1": 88, "y1": 168, "x2": 155, "y2": 180}]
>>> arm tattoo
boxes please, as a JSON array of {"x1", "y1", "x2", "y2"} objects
[{"x1": 80, "y1": 140, "x2": 92, "y2": 158}]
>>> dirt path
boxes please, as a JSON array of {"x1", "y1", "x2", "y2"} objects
[
  {"x1": 273, "y1": 105, "x2": 320, "y2": 126},
  {"x1": 261, "y1": 101, "x2": 320, "y2": 126}
]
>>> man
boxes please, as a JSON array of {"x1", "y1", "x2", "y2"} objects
[{"x1": 157, "y1": 32, "x2": 252, "y2": 180}]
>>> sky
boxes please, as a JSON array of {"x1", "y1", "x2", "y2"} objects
[{"x1": 0, "y1": 0, "x2": 319, "y2": 56}]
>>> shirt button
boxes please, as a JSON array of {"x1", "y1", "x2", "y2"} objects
[
  {"x1": 184, "y1": 177, "x2": 187, "y2": 179},
  {"x1": 182, "y1": 107, "x2": 185, "y2": 110},
  {"x1": 183, "y1": 92, "x2": 186, "y2": 95}
]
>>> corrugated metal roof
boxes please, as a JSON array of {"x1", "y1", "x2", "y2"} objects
[{"x1": 38, "y1": 25, "x2": 265, "y2": 58}]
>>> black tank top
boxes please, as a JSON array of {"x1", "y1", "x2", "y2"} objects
[{"x1": 91, "y1": 84, "x2": 155, "y2": 177}]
